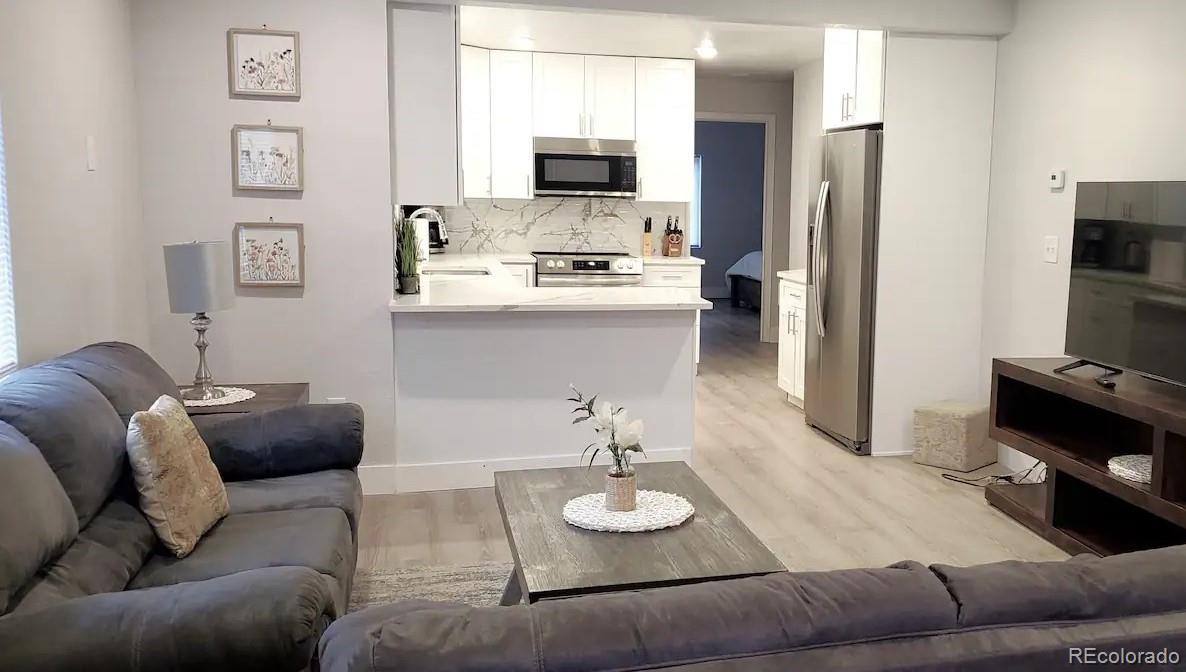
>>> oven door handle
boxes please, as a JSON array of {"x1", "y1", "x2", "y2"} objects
[{"x1": 535, "y1": 275, "x2": 642, "y2": 287}]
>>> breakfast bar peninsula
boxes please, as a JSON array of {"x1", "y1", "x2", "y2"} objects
[{"x1": 388, "y1": 260, "x2": 709, "y2": 493}]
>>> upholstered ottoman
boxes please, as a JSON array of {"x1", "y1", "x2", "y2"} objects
[{"x1": 912, "y1": 401, "x2": 995, "y2": 472}]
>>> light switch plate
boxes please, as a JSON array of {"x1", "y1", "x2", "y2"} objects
[{"x1": 1043, "y1": 235, "x2": 1059, "y2": 264}]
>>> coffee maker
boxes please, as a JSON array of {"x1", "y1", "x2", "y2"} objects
[{"x1": 400, "y1": 205, "x2": 449, "y2": 254}]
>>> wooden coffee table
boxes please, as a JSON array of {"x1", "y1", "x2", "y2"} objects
[{"x1": 494, "y1": 461, "x2": 785, "y2": 605}]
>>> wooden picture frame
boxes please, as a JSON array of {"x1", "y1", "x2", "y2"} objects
[
  {"x1": 232, "y1": 124, "x2": 304, "y2": 192},
  {"x1": 227, "y1": 28, "x2": 301, "y2": 98},
  {"x1": 234, "y1": 222, "x2": 306, "y2": 287}
]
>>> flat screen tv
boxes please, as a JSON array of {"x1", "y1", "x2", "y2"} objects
[{"x1": 1067, "y1": 181, "x2": 1186, "y2": 386}]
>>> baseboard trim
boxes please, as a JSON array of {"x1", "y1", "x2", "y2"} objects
[
  {"x1": 358, "y1": 464, "x2": 397, "y2": 495},
  {"x1": 393, "y1": 448, "x2": 693, "y2": 493},
  {"x1": 871, "y1": 449, "x2": 915, "y2": 457}
]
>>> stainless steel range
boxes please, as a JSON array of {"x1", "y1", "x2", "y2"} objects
[{"x1": 532, "y1": 251, "x2": 642, "y2": 287}]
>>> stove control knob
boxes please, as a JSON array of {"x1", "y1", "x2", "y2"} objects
[
  {"x1": 627, "y1": 260, "x2": 636, "y2": 270},
  {"x1": 557, "y1": 260, "x2": 566, "y2": 268},
  {"x1": 546, "y1": 260, "x2": 556, "y2": 269},
  {"x1": 615, "y1": 260, "x2": 626, "y2": 270}
]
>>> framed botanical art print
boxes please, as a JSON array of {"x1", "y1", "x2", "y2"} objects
[
  {"x1": 227, "y1": 28, "x2": 301, "y2": 98},
  {"x1": 232, "y1": 124, "x2": 303, "y2": 191},
  {"x1": 234, "y1": 222, "x2": 305, "y2": 287}
]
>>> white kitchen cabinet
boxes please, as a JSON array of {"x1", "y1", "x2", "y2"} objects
[
  {"x1": 584, "y1": 56, "x2": 635, "y2": 140},
  {"x1": 533, "y1": 53, "x2": 635, "y2": 140},
  {"x1": 778, "y1": 278, "x2": 807, "y2": 406},
  {"x1": 490, "y1": 50, "x2": 534, "y2": 199},
  {"x1": 459, "y1": 46, "x2": 492, "y2": 199},
  {"x1": 1075, "y1": 182, "x2": 1109, "y2": 220},
  {"x1": 635, "y1": 58, "x2": 695, "y2": 202},
  {"x1": 822, "y1": 28, "x2": 884, "y2": 130},
  {"x1": 503, "y1": 260, "x2": 536, "y2": 287},
  {"x1": 389, "y1": 3, "x2": 460, "y2": 205},
  {"x1": 1105, "y1": 182, "x2": 1158, "y2": 223},
  {"x1": 532, "y1": 52, "x2": 585, "y2": 138},
  {"x1": 641, "y1": 258, "x2": 702, "y2": 365},
  {"x1": 1157, "y1": 183, "x2": 1186, "y2": 227}
]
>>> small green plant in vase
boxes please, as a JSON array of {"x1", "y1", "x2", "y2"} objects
[
  {"x1": 569, "y1": 385, "x2": 645, "y2": 512},
  {"x1": 396, "y1": 218, "x2": 420, "y2": 294}
]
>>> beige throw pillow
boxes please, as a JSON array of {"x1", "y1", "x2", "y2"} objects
[{"x1": 127, "y1": 395, "x2": 229, "y2": 558}]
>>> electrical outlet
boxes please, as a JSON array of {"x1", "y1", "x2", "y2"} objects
[
  {"x1": 1042, "y1": 236, "x2": 1059, "y2": 264},
  {"x1": 326, "y1": 397, "x2": 347, "y2": 404}
]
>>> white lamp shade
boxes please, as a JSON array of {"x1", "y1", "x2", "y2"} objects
[{"x1": 163, "y1": 241, "x2": 234, "y2": 314}]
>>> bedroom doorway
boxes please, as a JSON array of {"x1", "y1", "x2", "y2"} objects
[{"x1": 691, "y1": 117, "x2": 774, "y2": 348}]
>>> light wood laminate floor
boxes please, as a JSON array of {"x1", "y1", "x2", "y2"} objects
[{"x1": 358, "y1": 301, "x2": 1065, "y2": 572}]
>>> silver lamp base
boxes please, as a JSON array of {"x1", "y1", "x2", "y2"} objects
[{"x1": 182, "y1": 312, "x2": 226, "y2": 401}]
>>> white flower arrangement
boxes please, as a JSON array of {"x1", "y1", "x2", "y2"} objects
[{"x1": 569, "y1": 385, "x2": 645, "y2": 475}]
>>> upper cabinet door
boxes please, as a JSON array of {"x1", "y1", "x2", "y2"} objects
[
  {"x1": 1106, "y1": 182, "x2": 1158, "y2": 222},
  {"x1": 490, "y1": 50, "x2": 534, "y2": 199},
  {"x1": 822, "y1": 28, "x2": 883, "y2": 130},
  {"x1": 635, "y1": 58, "x2": 695, "y2": 202},
  {"x1": 852, "y1": 30, "x2": 884, "y2": 126},
  {"x1": 460, "y1": 46, "x2": 492, "y2": 199},
  {"x1": 584, "y1": 56, "x2": 635, "y2": 140},
  {"x1": 1075, "y1": 183, "x2": 1109, "y2": 219},
  {"x1": 532, "y1": 52, "x2": 585, "y2": 138},
  {"x1": 822, "y1": 28, "x2": 857, "y2": 130}
]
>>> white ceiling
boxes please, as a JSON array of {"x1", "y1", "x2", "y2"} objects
[{"x1": 459, "y1": 6, "x2": 823, "y2": 80}]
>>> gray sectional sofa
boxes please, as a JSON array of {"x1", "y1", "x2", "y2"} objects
[
  {"x1": 321, "y1": 546, "x2": 1186, "y2": 671},
  {"x1": 0, "y1": 342, "x2": 364, "y2": 672}
]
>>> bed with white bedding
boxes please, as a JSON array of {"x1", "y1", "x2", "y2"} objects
[{"x1": 725, "y1": 250, "x2": 763, "y2": 310}]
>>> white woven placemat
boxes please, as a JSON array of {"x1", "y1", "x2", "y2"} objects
[
  {"x1": 182, "y1": 387, "x2": 257, "y2": 407},
  {"x1": 1108, "y1": 454, "x2": 1152, "y2": 484},
  {"x1": 562, "y1": 490, "x2": 694, "y2": 533}
]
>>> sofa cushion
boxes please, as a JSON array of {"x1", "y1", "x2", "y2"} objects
[
  {"x1": 0, "y1": 366, "x2": 127, "y2": 527},
  {"x1": 225, "y1": 469, "x2": 363, "y2": 535},
  {"x1": 129, "y1": 508, "x2": 353, "y2": 606},
  {"x1": 7, "y1": 497, "x2": 155, "y2": 616},
  {"x1": 45, "y1": 342, "x2": 180, "y2": 425},
  {"x1": 127, "y1": 395, "x2": 229, "y2": 558},
  {"x1": 322, "y1": 561, "x2": 957, "y2": 672},
  {"x1": 0, "y1": 421, "x2": 79, "y2": 614},
  {"x1": 931, "y1": 544, "x2": 1186, "y2": 627}
]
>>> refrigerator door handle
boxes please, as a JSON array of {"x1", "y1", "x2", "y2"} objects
[{"x1": 812, "y1": 180, "x2": 831, "y2": 338}]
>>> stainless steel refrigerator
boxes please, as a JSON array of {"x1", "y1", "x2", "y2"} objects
[{"x1": 805, "y1": 128, "x2": 882, "y2": 455}]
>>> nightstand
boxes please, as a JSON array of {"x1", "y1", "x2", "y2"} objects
[{"x1": 183, "y1": 383, "x2": 310, "y2": 417}]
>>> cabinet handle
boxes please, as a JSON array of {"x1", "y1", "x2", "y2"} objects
[
  {"x1": 589, "y1": 114, "x2": 595, "y2": 137},
  {"x1": 526, "y1": 174, "x2": 531, "y2": 195},
  {"x1": 579, "y1": 113, "x2": 586, "y2": 137}
]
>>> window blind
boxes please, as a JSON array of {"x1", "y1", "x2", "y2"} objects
[{"x1": 0, "y1": 107, "x2": 19, "y2": 375}]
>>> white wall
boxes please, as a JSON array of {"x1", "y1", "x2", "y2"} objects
[
  {"x1": 789, "y1": 59, "x2": 823, "y2": 271},
  {"x1": 131, "y1": 0, "x2": 396, "y2": 473},
  {"x1": 983, "y1": 0, "x2": 1186, "y2": 469},
  {"x1": 0, "y1": 0, "x2": 149, "y2": 365},
  {"x1": 422, "y1": 0, "x2": 1016, "y2": 36},
  {"x1": 696, "y1": 76, "x2": 793, "y2": 342},
  {"x1": 871, "y1": 35, "x2": 996, "y2": 456}
]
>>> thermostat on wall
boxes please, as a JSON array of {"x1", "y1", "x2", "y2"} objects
[{"x1": 1048, "y1": 170, "x2": 1066, "y2": 191}]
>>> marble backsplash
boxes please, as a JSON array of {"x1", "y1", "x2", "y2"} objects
[{"x1": 441, "y1": 198, "x2": 687, "y2": 255}]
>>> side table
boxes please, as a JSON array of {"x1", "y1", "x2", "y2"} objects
[{"x1": 183, "y1": 383, "x2": 310, "y2": 418}]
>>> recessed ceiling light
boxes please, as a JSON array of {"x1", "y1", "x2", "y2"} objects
[
  {"x1": 694, "y1": 38, "x2": 717, "y2": 60},
  {"x1": 511, "y1": 33, "x2": 534, "y2": 51}
]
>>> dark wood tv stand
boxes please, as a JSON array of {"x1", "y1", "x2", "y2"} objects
[{"x1": 986, "y1": 357, "x2": 1186, "y2": 556}]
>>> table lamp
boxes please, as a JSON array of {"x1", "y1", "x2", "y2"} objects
[{"x1": 163, "y1": 241, "x2": 235, "y2": 401}]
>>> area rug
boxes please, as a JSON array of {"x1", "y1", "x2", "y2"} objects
[{"x1": 349, "y1": 561, "x2": 514, "y2": 612}]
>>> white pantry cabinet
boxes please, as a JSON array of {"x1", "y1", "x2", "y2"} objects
[
  {"x1": 533, "y1": 53, "x2": 635, "y2": 140},
  {"x1": 459, "y1": 45, "x2": 492, "y2": 199},
  {"x1": 641, "y1": 258, "x2": 703, "y2": 366},
  {"x1": 635, "y1": 58, "x2": 695, "y2": 202},
  {"x1": 490, "y1": 50, "x2": 534, "y2": 199},
  {"x1": 822, "y1": 28, "x2": 884, "y2": 130},
  {"x1": 778, "y1": 277, "x2": 807, "y2": 406}
]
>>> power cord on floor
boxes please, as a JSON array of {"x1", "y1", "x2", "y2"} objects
[{"x1": 941, "y1": 459, "x2": 1046, "y2": 488}]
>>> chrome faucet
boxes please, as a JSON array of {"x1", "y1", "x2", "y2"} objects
[{"x1": 406, "y1": 207, "x2": 448, "y2": 247}]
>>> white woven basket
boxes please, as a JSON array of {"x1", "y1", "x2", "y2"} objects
[{"x1": 562, "y1": 490, "x2": 694, "y2": 533}]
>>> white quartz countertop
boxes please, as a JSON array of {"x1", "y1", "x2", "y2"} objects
[
  {"x1": 778, "y1": 268, "x2": 807, "y2": 284},
  {"x1": 390, "y1": 275, "x2": 711, "y2": 313},
  {"x1": 641, "y1": 255, "x2": 705, "y2": 266},
  {"x1": 421, "y1": 253, "x2": 535, "y2": 272}
]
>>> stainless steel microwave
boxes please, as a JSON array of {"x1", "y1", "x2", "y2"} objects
[{"x1": 533, "y1": 137, "x2": 637, "y2": 198}]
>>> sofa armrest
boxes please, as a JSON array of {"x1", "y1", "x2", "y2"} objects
[
  {"x1": 0, "y1": 566, "x2": 336, "y2": 672},
  {"x1": 193, "y1": 403, "x2": 364, "y2": 481}
]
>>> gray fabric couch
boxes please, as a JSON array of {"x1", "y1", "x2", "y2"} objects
[
  {"x1": 0, "y1": 342, "x2": 364, "y2": 672},
  {"x1": 321, "y1": 545, "x2": 1186, "y2": 671}
]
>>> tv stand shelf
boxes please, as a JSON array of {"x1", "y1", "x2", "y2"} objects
[{"x1": 987, "y1": 358, "x2": 1186, "y2": 556}]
